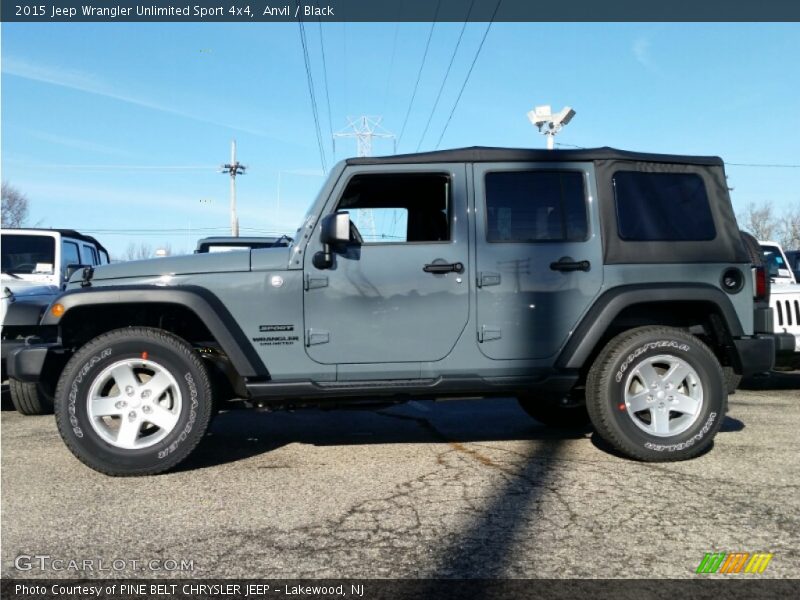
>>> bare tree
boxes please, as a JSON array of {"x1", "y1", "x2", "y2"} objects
[
  {"x1": 124, "y1": 242, "x2": 138, "y2": 261},
  {"x1": 135, "y1": 243, "x2": 153, "y2": 260},
  {"x1": 1, "y1": 182, "x2": 29, "y2": 228},
  {"x1": 779, "y1": 206, "x2": 800, "y2": 250},
  {"x1": 739, "y1": 201, "x2": 777, "y2": 241}
]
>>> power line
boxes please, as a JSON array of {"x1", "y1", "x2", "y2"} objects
[
  {"x1": 726, "y1": 162, "x2": 800, "y2": 168},
  {"x1": 435, "y1": 0, "x2": 503, "y2": 150},
  {"x1": 80, "y1": 227, "x2": 288, "y2": 236},
  {"x1": 416, "y1": 0, "x2": 477, "y2": 152},
  {"x1": 317, "y1": 20, "x2": 334, "y2": 158},
  {"x1": 297, "y1": 10, "x2": 327, "y2": 173},
  {"x1": 15, "y1": 164, "x2": 219, "y2": 171},
  {"x1": 554, "y1": 142, "x2": 586, "y2": 150},
  {"x1": 381, "y1": 21, "x2": 401, "y2": 116},
  {"x1": 397, "y1": 0, "x2": 443, "y2": 147}
]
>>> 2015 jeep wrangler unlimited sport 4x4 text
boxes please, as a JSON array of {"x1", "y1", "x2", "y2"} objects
[{"x1": 5, "y1": 147, "x2": 777, "y2": 475}]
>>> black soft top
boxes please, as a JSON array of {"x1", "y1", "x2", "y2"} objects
[
  {"x1": 346, "y1": 146, "x2": 724, "y2": 167},
  {"x1": 5, "y1": 228, "x2": 109, "y2": 256}
]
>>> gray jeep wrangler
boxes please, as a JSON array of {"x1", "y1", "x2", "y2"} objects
[{"x1": 5, "y1": 147, "x2": 776, "y2": 476}]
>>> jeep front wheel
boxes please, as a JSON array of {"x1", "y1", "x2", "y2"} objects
[
  {"x1": 586, "y1": 326, "x2": 726, "y2": 462},
  {"x1": 54, "y1": 327, "x2": 213, "y2": 476},
  {"x1": 9, "y1": 379, "x2": 54, "y2": 415}
]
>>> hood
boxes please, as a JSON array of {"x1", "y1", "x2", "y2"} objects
[
  {"x1": 81, "y1": 251, "x2": 254, "y2": 283},
  {"x1": 1, "y1": 279, "x2": 60, "y2": 298}
]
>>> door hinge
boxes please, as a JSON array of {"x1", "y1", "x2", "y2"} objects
[
  {"x1": 477, "y1": 272, "x2": 501, "y2": 288},
  {"x1": 304, "y1": 273, "x2": 329, "y2": 291},
  {"x1": 478, "y1": 326, "x2": 502, "y2": 343},
  {"x1": 305, "y1": 329, "x2": 330, "y2": 346}
]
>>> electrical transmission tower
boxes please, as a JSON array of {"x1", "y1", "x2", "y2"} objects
[
  {"x1": 333, "y1": 116, "x2": 396, "y2": 158},
  {"x1": 220, "y1": 139, "x2": 246, "y2": 236},
  {"x1": 333, "y1": 117, "x2": 396, "y2": 241}
]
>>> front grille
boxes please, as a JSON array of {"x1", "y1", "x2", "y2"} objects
[{"x1": 774, "y1": 298, "x2": 800, "y2": 328}]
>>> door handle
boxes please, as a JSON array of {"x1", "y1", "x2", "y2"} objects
[
  {"x1": 550, "y1": 258, "x2": 591, "y2": 272},
  {"x1": 423, "y1": 262, "x2": 464, "y2": 274}
]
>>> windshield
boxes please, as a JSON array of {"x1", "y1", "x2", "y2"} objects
[{"x1": 1, "y1": 234, "x2": 56, "y2": 274}]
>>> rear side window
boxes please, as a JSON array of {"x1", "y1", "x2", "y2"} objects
[
  {"x1": 485, "y1": 170, "x2": 587, "y2": 242},
  {"x1": 614, "y1": 171, "x2": 716, "y2": 241},
  {"x1": 81, "y1": 244, "x2": 98, "y2": 265}
]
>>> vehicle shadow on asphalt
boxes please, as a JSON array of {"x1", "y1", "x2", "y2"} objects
[
  {"x1": 178, "y1": 398, "x2": 585, "y2": 473},
  {"x1": 741, "y1": 370, "x2": 800, "y2": 391},
  {"x1": 0, "y1": 385, "x2": 14, "y2": 411}
]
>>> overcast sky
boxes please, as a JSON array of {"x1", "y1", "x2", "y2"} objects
[{"x1": 2, "y1": 22, "x2": 798, "y2": 257}]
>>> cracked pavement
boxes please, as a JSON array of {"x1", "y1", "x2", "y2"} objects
[{"x1": 2, "y1": 375, "x2": 798, "y2": 579}]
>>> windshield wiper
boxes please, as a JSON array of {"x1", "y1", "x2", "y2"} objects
[
  {"x1": 271, "y1": 234, "x2": 294, "y2": 247},
  {"x1": 1, "y1": 270, "x2": 22, "y2": 279}
]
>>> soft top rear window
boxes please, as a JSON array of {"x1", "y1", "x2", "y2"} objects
[{"x1": 614, "y1": 171, "x2": 716, "y2": 242}]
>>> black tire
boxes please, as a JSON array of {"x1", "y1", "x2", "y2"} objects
[
  {"x1": 9, "y1": 379, "x2": 54, "y2": 415},
  {"x1": 739, "y1": 230, "x2": 764, "y2": 266},
  {"x1": 723, "y1": 367, "x2": 742, "y2": 395},
  {"x1": 54, "y1": 327, "x2": 214, "y2": 476},
  {"x1": 517, "y1": 393, "x2": 589, "y2": 428},
  {"x1": 586, "y1": 326, "x2": 726, "y2": 462}
]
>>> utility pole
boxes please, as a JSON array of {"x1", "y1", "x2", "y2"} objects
[
  {"x1": 220, "y1": 139, "x2": 246, "y2": 236},
  {"x1": 333, "y1": 116, "x2": 396, "y2": 158}
]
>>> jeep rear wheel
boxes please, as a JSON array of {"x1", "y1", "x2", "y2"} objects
[
  {"x1": 54, "y1": 327, "x2": 213, "y2": 476},
  {"x1": 586, "y1": 326, "x2": 726, "y2": 462},
  {"x1": 9, "y1": 379, "x2": 54, "y2": 415}
]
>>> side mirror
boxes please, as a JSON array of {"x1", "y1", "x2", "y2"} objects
[
  {"x1": 320, "y1": 212, "x2": 351, "y2": 245},
  {"x1": 65, "y1": 263, "x2": 88, "y2": 280},
  {"x1": 314, "y1": 212, "x2": 351, "y2": 270}
]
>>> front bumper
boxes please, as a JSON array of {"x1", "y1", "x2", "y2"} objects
[
  {"x1": 1, "y1": 339, "x2": 25, "y2": 378},
  {"x1": 5, "y1": 342, "x2": 62, "y2": 383}
]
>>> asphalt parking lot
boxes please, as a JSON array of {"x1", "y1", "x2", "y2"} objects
[{"x1": 2, "y1": 375, "x2": 798, "y2": 579}]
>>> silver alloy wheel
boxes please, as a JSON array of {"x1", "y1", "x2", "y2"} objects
[
  {"x1": 86, "y1": 358, "x2": 182, "y2": 450},
  {"x1": 623, "y1": 354, "x2": 704, "y2": 437}
]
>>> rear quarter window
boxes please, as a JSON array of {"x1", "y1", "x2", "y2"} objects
[{"x1": 613, "y1": 171, "x2": 716, "y2": 241}]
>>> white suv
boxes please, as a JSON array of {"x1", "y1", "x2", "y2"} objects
[{"x1": 2, "y1": 228, "x2": 109, "y2": 414}]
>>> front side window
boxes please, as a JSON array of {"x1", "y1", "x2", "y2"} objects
[
  {"x1": 614, "y1": 171, "x2": 716, "y2": 241},
  {"x1": 484, "y1": 170, "x2": 587, "y2": 242},
  {"x1": 336, "y1": 173, "x2": 450, "y2": 243}
]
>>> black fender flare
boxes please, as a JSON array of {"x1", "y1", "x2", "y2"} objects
[
  {"x1": 3, "y1": 294, "x2": 57, "y2": 327},
  {"x1": 41, "y1": 285, "x2": 267, "y2": 377},
  {"x1": 556, "y1": 283, "x2": 745, "y2": 370}
]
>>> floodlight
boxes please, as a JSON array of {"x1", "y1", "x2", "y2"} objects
[
  {"x1": 527, "y1": 104, "x2": 577, "y2": 149},
  {"x1": 553, "y1": 106, "x2": 575, "y2": 126}
]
